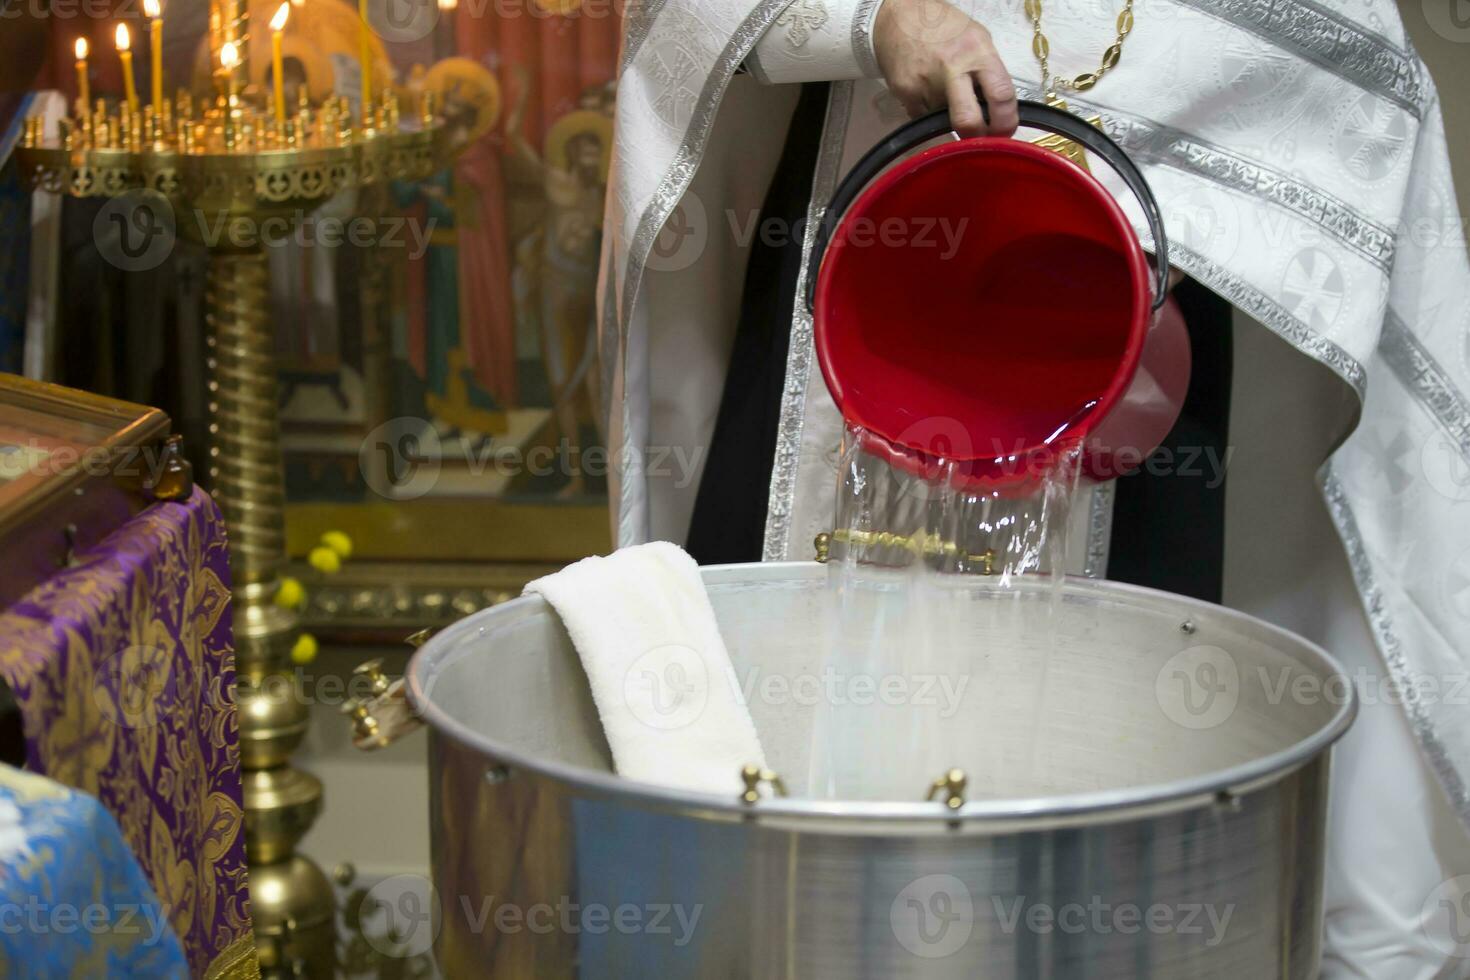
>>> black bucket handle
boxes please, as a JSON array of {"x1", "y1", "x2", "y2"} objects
[{"x1": 803, "y1": 99, "x2": 1170, "y2": 314}]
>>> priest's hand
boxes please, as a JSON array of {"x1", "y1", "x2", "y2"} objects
[{"x1": 873, "y1": 0, "x2": 1019, "y2": 138}]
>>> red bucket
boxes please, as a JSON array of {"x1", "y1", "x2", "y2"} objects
[{"x1": 808, "y1": 101, "x2": 1189, "y2": 493}]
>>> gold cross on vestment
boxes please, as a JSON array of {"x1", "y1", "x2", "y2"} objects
[{"x1": 1029, "y1": 97, "x2": 1104, "y2": 173}]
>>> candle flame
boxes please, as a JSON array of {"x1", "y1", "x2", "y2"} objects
[
  {"x1": 75, "y1": 37, "x2": 89, "y2": 60},
  {"x1": 143, "y1": 0, "x2": 160, "y2": 18},
  {"x1": 115, "y1": 23, "x2": 131, "y2": 51},
  {"x1": 438, "y1": 0, "x2": 458, "y2": 9},
  {"x1": 270, "y1": 3, "x2": 290, "y2": 31},
  {"x1": 221, "y1": 41, "x2": 239, "y2": 68}
]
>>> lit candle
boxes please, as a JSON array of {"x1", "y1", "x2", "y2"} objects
[
  {"x1": 358, "y1": 0, "x2": 373, "y2": 120},
  {"x1": 221, "y1": 41, "x2": 240, "y2": 100},
  {"x1": 270, "y1": 4, "x2": 290, "y2": 125},
  {"x1": 144, "y1": 0, "x2": 163, "y2": 112},
  {"x1": 116, "y1": 24, "x2": 139, "y2": 116},
  {"x1": 74, "y1": 38, "x2": 90, "y2": 115},
  {"x1": 221, "y1": 40, "x2": 240, "y2": 147}
]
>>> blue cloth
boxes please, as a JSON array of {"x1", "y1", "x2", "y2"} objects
[{"x1": 0, "y1": 765, "x2": 188, "y2": 978}]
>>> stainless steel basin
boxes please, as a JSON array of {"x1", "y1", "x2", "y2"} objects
[{"x1": 407, "y1": 562, "x2": 1355, "y2": 978}]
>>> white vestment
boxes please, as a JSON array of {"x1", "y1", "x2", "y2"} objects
[{"x1": 599, "y1": 0, "x2": 1470, "y2": 972}]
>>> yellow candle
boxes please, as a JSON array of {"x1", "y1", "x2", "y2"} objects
[
  {"x1": 221, "y1": 41, "x2": 240, "y2": 100},
  {"x1": 116, "y1": 24, "x2": 139, "y2": 116},
  {"x1": 221, "y1": 41, "x2": 240, "y2": 147},
  {"x1": 270, "y1": 4, "x2": 290, "y2": 125},
  {"x1": 358, "y1": 0, "x2": 373, "y2": 120},
  {"x1": 74, "y1": 38, "x2": 90, "y2": 114},
  {"x1": 145, "y1": 0, "x2": 163, "y2": 111}
]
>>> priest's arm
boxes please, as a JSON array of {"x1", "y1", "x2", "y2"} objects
[{"x1": 744, "y1": 0, "x2": 1020, "y2": 137}]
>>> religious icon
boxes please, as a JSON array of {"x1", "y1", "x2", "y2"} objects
[
  {"x1": 397, "y1": 57, "x2": 509, "y2": 444},
  {"x1": 270, "y1": 0, "x2": 623, "y2": 619},
  {"x1": 507, "y1": 74, "x2": 615, "y2": 495}
]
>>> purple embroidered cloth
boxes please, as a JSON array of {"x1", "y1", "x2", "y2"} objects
[{"x1": 0, "y1": 486, "x2": 256, "y2": 978}]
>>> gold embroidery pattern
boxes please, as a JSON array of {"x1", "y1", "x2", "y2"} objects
[{"x1": 0, "y1": 488, "x2": 253, "y2": 976}]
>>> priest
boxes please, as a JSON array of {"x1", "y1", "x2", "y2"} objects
[{"x1": 599, "y1": 0, "x2": 1470, "y2": 974}]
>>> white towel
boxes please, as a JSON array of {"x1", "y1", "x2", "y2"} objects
[{"x1": 524, "y1": 542, "x2": 767, "y2": 796}]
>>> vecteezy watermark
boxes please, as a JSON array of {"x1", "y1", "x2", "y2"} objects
[
  {"x1": 897, "y1": 435, "x2": 1232, "y2": 489},
  {"x1": 1256, "y1": 664, "x2": 1461, "y2": 710},
  {"x1": 94, "y1": 191, "x2": 177, "y2": 273},
  {"x1": 238, "y1": 668, "x2": 414, "y2": 714},
  {"x1": 854, "y1": 412, "x2": 1234, "y2": 492},
  {"x1": 0, "y1": 0, "x2": 153, "y2": 20},
  {"x1": 365, "y1": 0, "x2": 441, "y2": 43},
  {"x1": 645, "y1": 193, "x2": 709, "y2": 273},
  {"x1": 91, "y1": 199, "x2": 439, "y2": 271},
  {"x1": 1155, "y1": 645, "x2": 1241, "y2": 730},
  {"x1": 1423, "y1": 875, "x2": 1470, "y2": 958},
  {"x1": 623, "y1": 644, "x2": 710, "y2": 731},
  {"x1": 99, "y1": 663, "x2": 452, "y2": 730},
  {"x1": 357, "y1": 417, "x2": 706, "y2": 500},
  {"x1": 991, "y1": 896, "x2": 1235, "y2": 948},
  {"x1": 456, "y1": 896, "x2": 702, "y2": 947},
  {"x1": 1078, "y1": 443, "x2": 1233, "y2": 487},
  {"x1": 1422, "y1": 429, "x2": 1470, "y2": 502},
  {"x1": 1246, "y1": 209, "x2": 1467, "y2": 257},
  {"x1": 361, "y1": 875, "x2": 444, "y2": 958},
  {"x1": 890, "y1": 874, "x2": 975, "y2": 959},
  {"x1": 1423, "y1": 0, "x2": 1470, "y2": 43},
  {"x1": 643, "y1": 190, "x2": 976, "y2": 272},
  {"x1": 889, "y1": 875, "x2": 1236, "y2": 960},
  {"x1": 734, "y1": 666, "x2": 970, "y2": 718},
  {"x1": 360, "y1": 875, "x2": 704, "y2": 958},
  {"x1": 623, "y1": 648, "x2": 973, "y2": 732},
  {"x1": 724, "y1": 210, "x2": 973, "y2": 261},
  {"x1": 0, "y1": 438, "x2": 182, "y2": 488},
  {"x1": 0, "y1": 897, "x2": 174, "y2": 946},
  {"x1": 190, "y1": 211, "x2": 437, "y2": 259},
  {"x1": 92, "y1": 645, "x2": 182, "y2": 731},
  {"x1": 1156, "y1": 644, "x2": 1470, "y2": 730},
  {"x1": 359, "y1": 417, "x2": 444, "y2": 501},
  {"x1": 1163, "y1": 188, "x2": 1243, "y2": 265}
]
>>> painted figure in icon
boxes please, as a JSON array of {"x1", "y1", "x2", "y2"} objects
[{"x1": 506, "y1": 76, "x2": 614, "y2": 495}]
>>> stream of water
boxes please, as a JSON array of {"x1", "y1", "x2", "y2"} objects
[{"x1": 805, "y1": 425, "x2": 1085, "y2": 802}]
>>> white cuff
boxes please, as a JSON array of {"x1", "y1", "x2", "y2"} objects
[{"x1": 745, "y1": 0, "x2": 884, "y2": 85}]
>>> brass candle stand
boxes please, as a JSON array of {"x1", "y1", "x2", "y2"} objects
[{"x1": 18, "y1": 61, "x2": 448, "y2": 978}]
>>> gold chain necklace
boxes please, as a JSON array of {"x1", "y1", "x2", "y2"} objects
[{"x1": 1025, "y1": 0, "x2": 1136, "y2": 98}]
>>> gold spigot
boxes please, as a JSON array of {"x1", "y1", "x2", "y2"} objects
[
  {"x1": 739, "y1": 765, "x2": 788, "y2": 805},
  {"x1": 814, "y1": 532, "x2": 832, "y2": 563},
  {"x1": 926, "y1": 768, "x2": 968, "y2": 810},
  {"x1": 342, "y1": 657, "x2": 424, "y2": 750},
  {"x1": 341, "y1": 699, "x2": 379, "y2": 742},
  {"x1": 353, "y1": 658, "x2": 390, "y2": 698}
]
